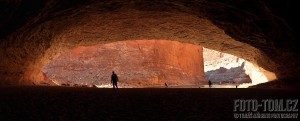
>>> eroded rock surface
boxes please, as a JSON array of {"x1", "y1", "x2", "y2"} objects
[{"x1": 43, "y1": 40, "x2": 205, "y2": 87}]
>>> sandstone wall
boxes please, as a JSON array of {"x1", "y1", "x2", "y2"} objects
[{"x1": 43, "y1": 40, "x2": 205, "y2": 87}]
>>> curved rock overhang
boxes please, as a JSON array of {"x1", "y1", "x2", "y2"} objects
[{"x1": 0, "y1": 0, "x2": 298, "y2": 85}]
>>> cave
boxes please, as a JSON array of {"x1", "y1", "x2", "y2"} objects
[
  {"x1": 1, "y1": 1, "x2": 299, "y2": 120},
  {"x1": 0, "y1": 0, "x2": 299, "y2": 87}
]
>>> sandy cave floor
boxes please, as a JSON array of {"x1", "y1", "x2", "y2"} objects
[{"x1": 0, "y1": 86, "x2": 299, "y2": 121}]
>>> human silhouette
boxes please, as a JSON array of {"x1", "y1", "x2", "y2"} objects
[
  {"x1": 165, "y1": 82, "x2": 168, "y2": 88},
  {"x1": 208, "y1": 80, "x2": 212, "y2": 88},
  {"x1": 111, "y1": 71, "x2": 118, "y2": 90}
]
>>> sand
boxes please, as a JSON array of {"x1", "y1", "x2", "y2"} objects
[{"x1": 0, "y1": 86, "x2": 299, "y2": 121}]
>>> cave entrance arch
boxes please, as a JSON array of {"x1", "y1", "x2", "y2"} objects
[{"x1": 18, "y1": 10, "x2": 276, "y2": 86}]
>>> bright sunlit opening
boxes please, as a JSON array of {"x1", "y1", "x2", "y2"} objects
[{"x1": 203, "y1": 48, "x2": 270, "y2": 88}]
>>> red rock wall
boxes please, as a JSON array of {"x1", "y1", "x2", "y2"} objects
[{"x1": 43, "y1": 40, "x2": 205, "y2": 87}]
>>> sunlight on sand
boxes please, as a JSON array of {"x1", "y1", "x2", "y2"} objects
[
  {"x1": 95, "y1": 84, "x2": 112, "y2": 88},
  {"x1": 202, "y1": 83, "x2": 252, "y2": 88},
  {"x1": 93, "y1": 83, "x2": 253, "y2": 88}
]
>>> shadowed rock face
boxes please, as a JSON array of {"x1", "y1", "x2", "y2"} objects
[
  {"x1": 0, "y1": 0, "x2": 298, "y2": 85},
  {"x1": 43, "y1": 40, "x2": 204, "y2": 87}
]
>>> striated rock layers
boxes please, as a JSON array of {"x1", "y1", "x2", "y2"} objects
[{"x1": 43, "y1": 40, "x2": 205, "y2": 87}]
